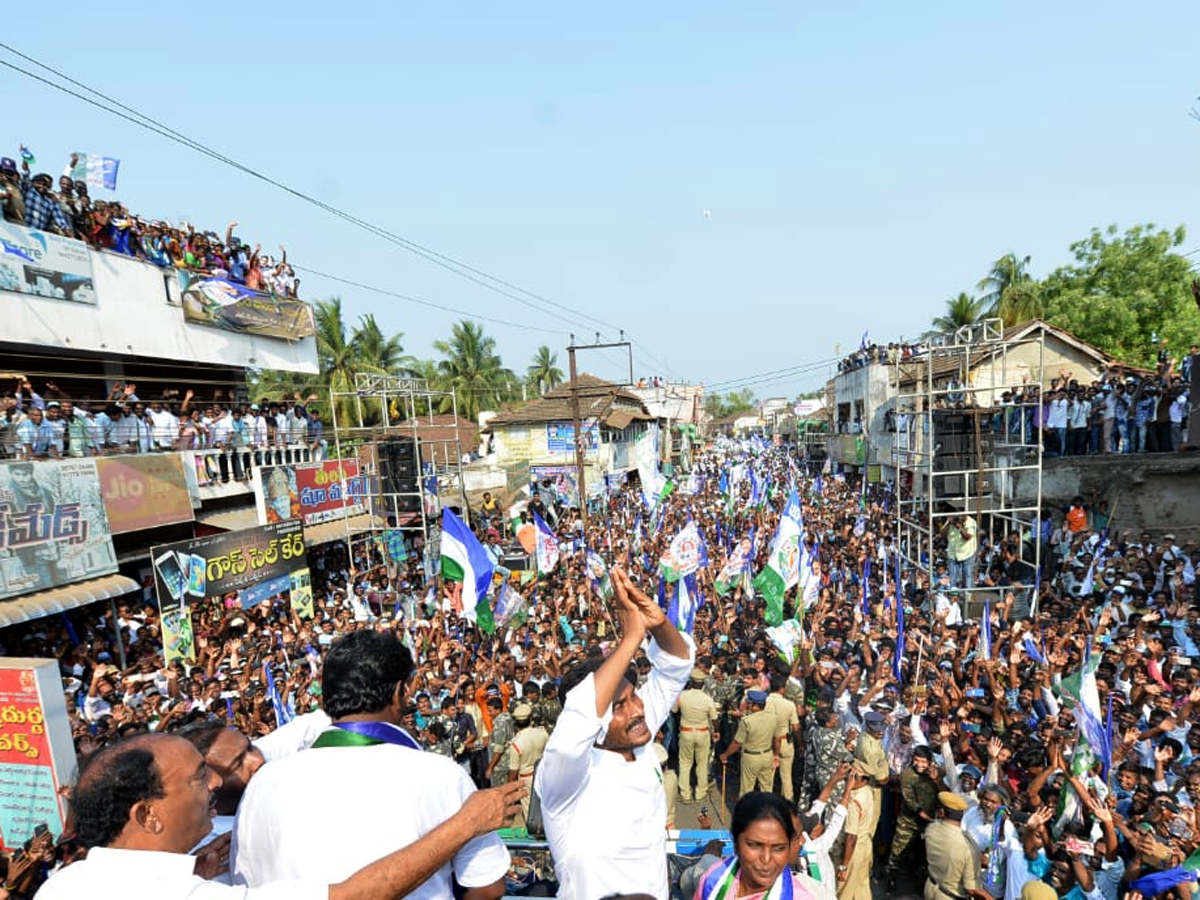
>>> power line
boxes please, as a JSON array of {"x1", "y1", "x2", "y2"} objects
[
  {"x1": 294, "y1": 266, "x2": 567, "y2": 336},
  {"x1": 0, "y1": 45, "x2": 623, "y2": 340},
  {"x1": 704, "y1": 357, "x2": 840, "y2": 392}
]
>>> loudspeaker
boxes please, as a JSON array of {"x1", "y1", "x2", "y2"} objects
[
  {"x1": 933, "y1": 410, "x2": 992, "y2": 462},
  {"x1": 378, "y1": 437, "x2": 420, "y2": 506}
]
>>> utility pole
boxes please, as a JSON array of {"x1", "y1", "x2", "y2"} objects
[{"x1": 567, "y1": 330, "x2": 634, "y2": 530}]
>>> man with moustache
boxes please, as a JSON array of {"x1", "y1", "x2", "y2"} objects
[{"x1": 534, "y1": 568, "x2": 694, "y2": 900}]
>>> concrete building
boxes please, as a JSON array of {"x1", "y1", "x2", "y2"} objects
[
  {"x1": 830, "y1": 320, "x2": 1115, "y2": 479},
  {"x1": 483, "y1": 373, "x2": 656, "y2": 499}
]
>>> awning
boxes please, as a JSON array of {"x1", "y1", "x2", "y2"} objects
[
  {"x1": 0, "y1": 574, "x2": 141, "y2": 629},
  {"x1": 195, "y1": 506, "x2": 260, "y2": 532},
  {"x1": 304, "y1": 513, "x2": 387, "y2": 547}
]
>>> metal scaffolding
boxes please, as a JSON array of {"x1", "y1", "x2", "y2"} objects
[
  {"x1": 327, "y1": 373, "x2": 470, "y2": 562},
  {"x1": 890, "y1": 319, "x2": 1046, "y2": 617}
]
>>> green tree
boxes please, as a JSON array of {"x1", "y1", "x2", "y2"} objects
[
  {"x1": 1041, "y1": 224, "x2": 1200, "y2": 367},
  {"x1": 977, "y1": 252, "x2": 1035, "y2": 324},
  {"x1": 929, "y1": 292, "x2": 987, "y2": 336},
  {"x1": 433, "y1": 320, "x2": 515, "y2": 422},
  {"x1": 526, "y1": 345, "x2": 565, "y2": 395},
  {"x1": 352, "y1": 314, "x2": 412, "y2": 374},
  {"x1": 703, "y1": 388, "x2": 757, "y2": 419}
]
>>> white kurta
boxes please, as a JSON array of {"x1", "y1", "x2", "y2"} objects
[
  {"x1": 534, "y1": 634, "x2": 694, "y2": 900},
  {"x1": 35, "y1": 847, "x2": 322, "y2": 900},
  {"x1": 232, "y1": 733, "x2": 509, "y2": 900}
]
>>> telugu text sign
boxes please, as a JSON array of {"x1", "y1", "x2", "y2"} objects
[
  {"x1": 254, "y1": 460, "x2": 367, "y2": 526},
  {"x1": 151, "y1": 519, "x2": 308, "y2": 605},
  {"x1": 0, "y1": 222, "x2": 96, "y2": 305},
  {"x1": 0, "y1": 662, "x2": 75, "y2": 850},
  {"x1": 0, "y1": 460, "x2": 118, "y2": 600}
]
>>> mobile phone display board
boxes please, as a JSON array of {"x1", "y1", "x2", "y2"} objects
[
  {"x1": 151, "y1": 518, "x2": 313, "y2": 665},
  {"x1": 0, "y1": 659, "x2": 75, "y2": 850}
]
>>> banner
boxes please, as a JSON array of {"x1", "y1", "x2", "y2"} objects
[
  {"x1": 253, "y1": 460, "x2": 367, "y2": 526},
  {"x1": 161, "y1": 607, "x2": 195, "y2": 668},
  {"x1": 97, "y1": 455, "x2": 194, "y2": 534},
  {"x1": 150, "y1": 519, "x2": 308, "y2": 605},
  {"x1": 178, "y1": 272, "x2": 315, "y2": 340},
  {"x1": 0, "y1": 460, "x2": 117, "y2": 600},
  {"x1": 0, "y1": 222, "x2": 96, "y2": 305},
  {"x1": 0, "y1": 661, "x2": 77, "y2": 850},
  {"x1": 531, "y1": 466, "x2": 580, "y2": 509},
  {"x1": 545, "y1": 422, "x2": 598, "y2": 455}
]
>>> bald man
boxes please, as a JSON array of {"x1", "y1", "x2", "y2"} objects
[{"x1": 35, "y1": 733, "x2": 522, "y2": 900}]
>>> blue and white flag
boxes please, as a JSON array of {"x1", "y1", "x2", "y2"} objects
[
  {"x1": 667, "y1": 573, "x2": 700, "y2": 633},
  {"x1": 71, "y1": 153, "x2": 120, "y2": 191},
  {"x1": 981, "y1": 600, "x2": 993, "y2": 660},
  {"x1": 1079, "y1": 528, "x2": 1109, "y2": 596},
  {"x1": 440, "y1": 508, "x2": 495, "y2": 620},
  {"x1": 533, "y1": 510, "x2": 560, "y2": 574},
  {"x1": 263, "y1": 660, "x2": 293, "y2": 725}
]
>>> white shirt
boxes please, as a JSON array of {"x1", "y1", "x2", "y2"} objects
[
  {"x1": 251, "y1": 709, "x2": 331, "y2": 762},
  {"x1": 799, "y1": 798, "x2": 847, "y2": 890},
  {"x1": 35, "y1": 846, "x2": 322, "y2": 900},
  {"x1": 232, "y1": 727, "x2": 509, "y2": 900},
  {"x1": 1069, "y1": 399, "x2": 1091, "y2": 429},
  {"x1": 961, "y1": 807, "x2": 1017, "y2": 897},
  {"x1": 1047, "y1": 399, "x2": 1069, "y2": 429},
  {"x1": 534, "y1": 634, "x2": 694, "y2": 900}
]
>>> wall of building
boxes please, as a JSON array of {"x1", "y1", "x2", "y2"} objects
[
  {"x1": 966, "y1": 336, "x2": 1108, "y2": 406},
  {"x1": 4, "y1": 245, "x2": 318, "y2": 373},
  {"x1": 1012, "y1": 454, "x2": 1200, "y2": 541}
]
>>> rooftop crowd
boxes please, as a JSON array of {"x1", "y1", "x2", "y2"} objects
[
  {"x1": 0, "y1": 149, "x2": 298, "y2": 297},
  {"x1": 0, "y1": 437, "x2": 1195, "y2": 900}
]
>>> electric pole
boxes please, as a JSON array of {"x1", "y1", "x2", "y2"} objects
[{"x1": 566, "y1": 331, "x2": 633, "y2": 530}]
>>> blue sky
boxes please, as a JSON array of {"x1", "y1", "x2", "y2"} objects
[{"x1": 7, "y1": 2, "x2": 1200, "y2": 399}]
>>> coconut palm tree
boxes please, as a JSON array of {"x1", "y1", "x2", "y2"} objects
[
  {"x1": 352, "y1": 314, "x2": 411, "y2": 374},
  {"x1": 526, "y1": 345, "x2": 565, "y2": 395},
  {"x1": 433, "y1": 320, "x2": 515, "y2": 422},
  {"x1": 977, "y1": 253, "x2": 1033, "y2": 316},
  {"x1": 929, "y1": 292, "x2": 987, "y2": 336}
]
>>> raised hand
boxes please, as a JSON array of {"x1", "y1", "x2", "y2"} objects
[{"x1": 613, "y1": 567, "x2": 665, "y2": 630}]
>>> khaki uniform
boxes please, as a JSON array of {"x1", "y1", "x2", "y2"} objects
[
  {"x1": 836, "y1": 785, "x2": 877, "y2": 900},
  {"x1": 924, "y1": 818, "x2": 979, "y2": 900},
  {"x1": 733, "y1": 709, "x2": 778, "y2": 796},
  {"x1": 765, "y1": 692, "x2": 799, "y2": 800},
  {"x1": 888, "y1": 768, "x2": 941, "y2": 875},
  {"x1": 677, "y1": 687, "x2": 718, "y2": 802},
  {"x1": 854, "y1": 731, "x2": 888, "y2": 834},
  {"x1": 507, "y1": 724, "x2": 549, "y2": 830}
]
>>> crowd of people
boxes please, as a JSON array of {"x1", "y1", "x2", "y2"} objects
[
  {"x1": 0, "y1": 436, "x2": 1194, "y2": 900},
  {"x1": 0, "y1": 378, "x2": 327, "y2": 467},
  {"x1": 0, "y1": 150, "x2": 299, "y2": 297}
]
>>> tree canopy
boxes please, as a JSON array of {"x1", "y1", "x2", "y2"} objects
[{"x1": 929, "y1": 224, "x2": 1200, "y2": 368}]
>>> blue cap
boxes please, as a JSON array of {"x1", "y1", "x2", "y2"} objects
[
  {"x1": 960, "y1": 764, "x2": 983, "y2": 781},
  {"x1": 747, "y1": 690, "x2": 768, "y2": 704},
  {"x1": 864, "y1": 711, "x2": 886, "y2": 730}
]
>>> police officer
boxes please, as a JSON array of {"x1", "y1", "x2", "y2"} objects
[
  {"x1": 720, "y1": 689, "x2": 779, "y2": 797},
  {"x1": 507, "y1": 702, "x2": 549, "y2": 831},
  {"x1": 485, "y1": 696, "x2": 514, "y2": 787},
  {"x1": 803, "y1": 704, "x2": 854, "y2": 807},
  {"x1": 924, "y1": 792, "x2": 985, "y2": 900},
  {"x1": 855, "y1": 710, "x2": 889, "y2": 835},
  {"x1": 676, "y1": 668, "x2": 718, "y2": 803},
  {"x1": 765, "y1": 669, "x2": 800, "y2": 801},
  {"x1": 887, "y1": 745, "x2": 941, "y2": 883}
]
